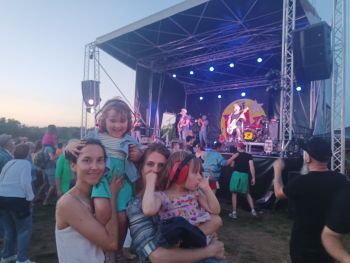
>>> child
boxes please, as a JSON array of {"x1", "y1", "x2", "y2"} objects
[
  {"x1": 41, "y1": 124, "x2": 58, "y2": 152},
  {"x1": 142, "y1": 151, "x2": 222, "y2": 247},
  {"x1": 90, "y1": 98, "x2": 142, "y2": 249}
]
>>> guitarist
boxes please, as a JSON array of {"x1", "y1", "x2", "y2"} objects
[
  {"x1": 177, "y1": 108, "x2": 190, "y2": 141},
  {"x1": 227, "y1": 103, "x2": 247, "y2": 142}
]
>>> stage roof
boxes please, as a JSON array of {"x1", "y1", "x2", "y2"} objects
[{"x1": 96, "y1": 0, "x2": 320, "y2": 94}]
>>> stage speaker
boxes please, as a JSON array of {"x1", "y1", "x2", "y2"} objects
[
  {"x1": 81, "y1": 80, "x2": 101, "y2": 107},
  {"x1": 293, "y1": 21, "x2": 332, "y2": 81}
]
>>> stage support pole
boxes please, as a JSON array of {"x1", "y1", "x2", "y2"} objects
[
  {"x1": 279, "y1": 0, "x2": 296, "y2": 156},
  {"x1": 331, "y1": 0, "x2": 346, "y2": 173}
]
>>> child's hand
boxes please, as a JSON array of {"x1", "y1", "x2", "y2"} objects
[
  {"x1": 128, "y1": 144, "x2": 141, "y2": 161},
  {"x1": 65, "y1": 140, "x2": 86, "y2": 157},
  {"x1": 110, "y1": 173, "x2": 124, "y2": 195},
  {"x1": 198, "y1": 177, "x2": 211, "y2": 192}
]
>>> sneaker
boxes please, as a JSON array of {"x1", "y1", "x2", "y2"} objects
[
  {"x1": 15, "y1": 260, "x2": 36, "y2": 263},
  {"x1": 251, "y1": 209, "x2": 257, "y2": 217},
  {"x1": 228, "y1": 211, "x2": 237, "y2": 219},
  {"x1": 1, "y1": 255, "x2": 17, "y2": 263}
]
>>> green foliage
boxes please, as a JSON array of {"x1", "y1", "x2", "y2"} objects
[{"x1": 0, "y1": 117, "x2": 80, "y2": 143}]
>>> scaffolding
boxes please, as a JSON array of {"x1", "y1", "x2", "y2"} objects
[
  {"x1": 279, "y1": 0, "x2": 296, "y2": 155},
  {"x1": 331, "y1": 0, "x2": 346, "y2": 173}
]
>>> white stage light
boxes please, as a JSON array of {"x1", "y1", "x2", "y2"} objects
[
  {"x1": 229, "y1": 63, "x2": 234, "y2": 68},
  {"x1": 257, "y1": 57, "x2": 262, "y2": 63},
  {"x1": 200, "y1": 96, "x2": 203, "y2": 100},
  {"x1": 218, "y1": 94, "x2": 222, "y2": 99},
  {"x1": 88, "y1": 99, "x2": 94, "y2": 105},
  {"x1": 172, "y1": 74, "x2": 176, "y2": 78},
  {"x1": 209, "y1": 66, "x2": 214, "y2": 72},
  {"x1": 241, "y1": 92, "x2": 246, "y2": 97},
  {"x1": 190, "y1": 70, "x2": 194, "y2": 75},
  {"x1": 296, "y1": 86, "x2": 302, "y2": 91}
]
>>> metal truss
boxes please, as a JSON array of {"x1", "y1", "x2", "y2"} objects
[
  {"x1": 279, "y1": 0, "x2": 296, "y2": 155},
  {"x1": 331, "y1": 0, "x2": 346, "y2": 173},
  {"x1": 81, "y1": 42, "x2": 100, "y2": 138}
]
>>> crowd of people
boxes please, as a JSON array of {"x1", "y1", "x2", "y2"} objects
[{"x1": 0, "y1": 97, "x2": 349, "y2": 263}]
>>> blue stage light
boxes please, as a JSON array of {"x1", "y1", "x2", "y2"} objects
[
  {"x1": 257, "y1": 57, "x2": 262, "y2": 63},
  {"x1": 209, "y1": 66, "x2": 214, "y2": 72},
  {"x1": 229, "y1": 63, "x2": 235, "y2": 68},
  {"x1": 296, "y1": 86, "x2": 302, "y2": 91},
  {"x1": 199, "y1": 96, "x2": 203, "y2": 100},
  {"x1": 241, "y1": 92, "x2": 246, "y2": 97},
  {"x1": 218, "y1": 94, "x2": 222, "y2": 99},
  {"x1": 190, "y1": 70, "x2": 194, "y2": 75},
  {"x1": 172, "y1": 74, "x2": 176, "y2": 78}
]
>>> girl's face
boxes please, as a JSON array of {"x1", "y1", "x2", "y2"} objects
[
  {"x1": 105, "y1": 109, "x2": 128, "y2": 138},
  {"x1": 142, "y1": 151, "x2": 167, "y2": 183},
  {"x1": 71, "y1": 144, "x2": 105, "y2": 186},
  {"x1": 184, "y1": 162, "x2": 203, "y2": 191}
]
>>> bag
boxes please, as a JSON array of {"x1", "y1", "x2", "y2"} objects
[{"x1": 34, "y1": 150, "x2": 49, "y2": 169}]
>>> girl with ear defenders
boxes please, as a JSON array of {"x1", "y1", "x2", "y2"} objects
[{"x1": 142, "y1": 151, "x2": 223, "y2": 245}]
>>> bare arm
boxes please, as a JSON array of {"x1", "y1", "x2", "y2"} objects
[
  {"x1": 149, "y1": 239, "x2": 225, "y2": 263},
  {"x1": 249, "y1": 160, "x2": 256, "y2": 186},
  {"x1": 198, "y1": 179, "x2": 220, "y2": 214},
  {"x1": 142, "y1": 172, "x2": 162, "y2": 216},
  {"x1": 226, "y1": 153, "x2": 239, "y2": 166},
  {"x1": 94, "y1": 197, "x2": 112, "y2": 226},
  {"x1": 322, "y1": 226, "x2": 350, "y2": 263},
  {"x1": 273, "y1": 159, "x2": 287, "y2": 199}
]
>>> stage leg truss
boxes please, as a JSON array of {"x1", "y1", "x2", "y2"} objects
[
  {"x1": 279, "y1": 0, "x2": 296, "y2": 155},
  {"x1": 331, "y1": 0, "x2": 346, "y2": 173},
  {"x1": 81, "y1": 42, "x2": 100, "y2": 138}
]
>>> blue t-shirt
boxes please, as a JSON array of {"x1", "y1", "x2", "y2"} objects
[{"x1": 203, "y1": 150, "x2": 227, "y2": 180}]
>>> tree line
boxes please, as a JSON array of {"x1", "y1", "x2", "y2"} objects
[{"x1": 0, "y1": 117, "x2": 81, "y2": 143}]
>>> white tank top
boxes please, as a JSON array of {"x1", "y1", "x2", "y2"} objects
[
  {"x1": 55, "y1": 226, "x2": 105, "y2": 263},
  {"x1": 55, "y1": 193, "x2": 105, "y2": 263}
]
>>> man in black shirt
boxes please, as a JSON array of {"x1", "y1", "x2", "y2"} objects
[
  {"x1": 273, "y1": 136, "x2": 348, "y2": 263},
  {"x1": 228, "y1": 142, "x2": 256, "y2": 219},
  {"x1": 322, "y1": 184, "x2": 350, "y2": 263}
]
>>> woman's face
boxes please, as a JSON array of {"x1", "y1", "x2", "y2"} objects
[
  {"x1": 105, "y1": 109, "x2": 128, "y2": 138},
  {"x1": 141, "y1": 151, "x2": 167, "y2": 183},
  {"x1": 71, "y1": 144, "x2": 106, "y2": 186},
  {"x1": 184, "y1": 162, "x2": 203, "y2": 191}
]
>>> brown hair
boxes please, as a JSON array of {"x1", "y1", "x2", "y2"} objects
[
  {"x1": 161, "y1": 151, "x2": 203, "y2": 189},
  {"x1": 96, "y1": 97, "x2": 133, "y2": 134},
  {"x1": 14, "y1": 143, "x2": 30, "y2": 159}
]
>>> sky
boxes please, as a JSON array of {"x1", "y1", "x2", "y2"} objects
[{"x1": 0, "y1": 0, "x2": 348, "y2": 128}]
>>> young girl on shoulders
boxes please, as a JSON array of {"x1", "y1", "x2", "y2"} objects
[{"x1": 142, "y1": 151, "x2": 222, "y2": 245}]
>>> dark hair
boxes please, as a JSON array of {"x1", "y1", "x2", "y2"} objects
[
  {"x1": 96, "y1": 98, "x2": 133, "y2": 135},
  {"x1": 65, "y1": 139, "x2": 107, "y2": 164},
  {"x1": 213, "y1": 141, "x2": 222, "y2": 149},
  {"x1": 14, "y1": 143, "x2": 30, "y2": 159},
  {"x1": 47, "y1": 124, "x2": 57, "y2": 134},
  {"x1": 186, "y1": 135, "x2": 194, "y2": 143},
  {"x1": 57, "y1": 142, "x2": 63, "y2": 149},
  {"x1": 33, "y1": 140, "x2": 42, "y2": 153}
]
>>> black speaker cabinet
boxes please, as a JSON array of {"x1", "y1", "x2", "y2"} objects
[{"x1": 293, "y1": 21, "x2": 332, "y2": 81}]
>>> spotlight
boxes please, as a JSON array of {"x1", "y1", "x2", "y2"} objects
[
  {"x1": 257, "y1": 57, "x2": 263, "y2": 63},
  {"x1": 296, "y1": 86, "x2": 302, "y2": 91},
  {"x1": 218, "y1": 94, "x2": 222, "y2": 99},
  {"x1": 172, "y1": 74, "x2": 176, "y2": 78},
  {"x1": 199, "y1": 96, "x2": 203, "y2": 100},
  {"x1": 241, "y1": 92, "x2": 246, "y2": 97},
  {"x1": 88, "y1": 99, "x2": 94, "y2": 105},
  {"x1": 209, "y1": 66, "x2": 214, "y2": 72},
  {"x1": 190, "y1": 70, "x2": 194, "y2": 75},
  {"x1": 229, "y1": 63, "x2": 235, "y2": 68}
]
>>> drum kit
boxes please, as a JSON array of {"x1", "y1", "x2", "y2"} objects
[{"x1": 242, "y1": 116, "x2": 272, "y2": 142}]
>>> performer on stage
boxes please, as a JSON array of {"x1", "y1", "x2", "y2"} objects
[
  {"x1": 132, "y1": 113, "x2": 143, "y2": 143},
  {"x1": 177, "y1": 108, "x2": 190, "y2": 142},
  {"x1": 198, "y1": 115, "x2": 209, "y2": 147},
  {"x1": 226, "y1": 103, "x2": 248, "y2": 142}
]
